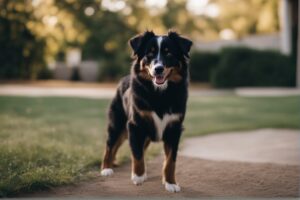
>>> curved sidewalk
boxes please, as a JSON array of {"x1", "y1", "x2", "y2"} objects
[
  {"x1": 180, "y1": 129, "x2": 300, "y2": 165},
  {"x1": 1, "y1": 84, "x2": 300, "y2": 98}
]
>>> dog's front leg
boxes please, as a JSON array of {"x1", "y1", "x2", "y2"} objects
[
  {"x1": 128, "y1": 121, "x2": 147, "y2": 185},
  {"x1": 162, "y1": 123, "x2": 182, "y2": 192}
]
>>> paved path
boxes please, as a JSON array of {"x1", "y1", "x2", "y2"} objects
[
  {"x1": 0, "y1": 85, "x2": 232, "y2": 98},
  {"x1": 1, "y1": 84, "x2": 300, "y2": 98},
  {"x1": 235, "y1": 87, "x2": 300, "y2": 97},
  {"x1": 26, "y1": 156, "x2": 299, "y2": 198},
  {"x1": 0, "y1": 85, "x2": 115, "y2": 99},
  {"x1": 25, "y1": 129, "x2": 300, "y2": 198},
  {"x1": 180, "y1": 129, "x2": 300, "y2": 165}
]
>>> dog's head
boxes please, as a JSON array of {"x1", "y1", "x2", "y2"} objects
[{"x1": 129, "y1": 30, "x2": 192, "y2": 89}]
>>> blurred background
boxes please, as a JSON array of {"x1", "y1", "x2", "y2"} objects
[
  {"x1": 0, "y1": 0, "x2": 298, "y2": 87},
  {"x1": 1, "y1": 1, "x2": 300, "y2": 197}
]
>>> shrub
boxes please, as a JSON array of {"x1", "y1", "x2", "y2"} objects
[
  {"x1": 37, "y1": 67, "x2": 53, "y2": 80},
  {"x1": 98, "y1": 55, "x2": 130, "y2": 81},
  {"x1": 70, "y1": 67, "x2": 81, "y2": 81},
  {"x1": 211, "y1": 47, "x2": 296, "y2": 88},
  {"x1": 189, "y1": 51, "x2": 220, "y2": 82},
  {"x1": 0, "y1": 15, "x2": 46, "y2": 80}
]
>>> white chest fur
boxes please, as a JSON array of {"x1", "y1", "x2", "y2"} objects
[{"x1": 151, "y1": 112, "x2": 181, "y2": 140}]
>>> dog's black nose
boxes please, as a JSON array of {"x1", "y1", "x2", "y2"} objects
[{"x1": 154, "y1": 66, "x2": 164, "y2": 74}]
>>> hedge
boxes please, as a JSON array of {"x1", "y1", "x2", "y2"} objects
[
  {"x1": 189, "y1": 47, "x2": 296, "y2": 88},
  {"x1": 189, "y1": 51, "x2": 220, "y2": 82}
]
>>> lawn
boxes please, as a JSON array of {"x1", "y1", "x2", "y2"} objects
[
  {"x1": 0, "y1": 95, "x2": 299, "y2": 196},
  {"x1": 185, "y1": 95, "x2": 300, "y2": 137}
]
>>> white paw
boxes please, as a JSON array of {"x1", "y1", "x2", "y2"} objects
[
  {"x1": 131, "y1": 173, "x2": 147, "y2": 185},
  {"x1": 101, "y1": 168, "x2": 114, "y2": 176},
  {"x1": 165, "y1": 182, "x2": 181, "y2": 192}
]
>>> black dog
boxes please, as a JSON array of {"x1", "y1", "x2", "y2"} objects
[{"x1": 101, "y1": 30, "x2": 192, "y2": 192}]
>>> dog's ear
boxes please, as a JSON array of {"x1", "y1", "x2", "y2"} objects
[
  {"x1": 168, "y1": 31, "x2": 192, "y2": 58},
  {"x1": 129, "y1": 30, "x2": 155, "y2": 57}
]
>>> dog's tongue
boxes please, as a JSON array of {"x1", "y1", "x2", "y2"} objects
[{"x1": 155, "y1": 75, "x2": 165, "y2": 85}]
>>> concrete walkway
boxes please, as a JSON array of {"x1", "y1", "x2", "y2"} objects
[
  {"x1": 0, "y1": 84, "x2": 232, "y2": 98},
  {"x1": 28, "y1": 156, "x2": 300, "y2": 198},
  {"x1": 180, "y1": 129, "x2": 300, "y2": 165},
  {"x1": 0, "y1": 84, "x2": 300, "y2": 98},
  {"x1": 235, "y1": 87, "x2": 300, "y2": 97},
  {"x1": 0, "y1": 85, "x2": 115, "y2": 99}
]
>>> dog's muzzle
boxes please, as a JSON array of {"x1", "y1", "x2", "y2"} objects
[{"x1": 153, "y1": 64, "x2": 165, "y2": 84}]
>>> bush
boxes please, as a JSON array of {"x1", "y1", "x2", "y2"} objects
[
  {"x1": 37, "y1": 67, "x2": 53, "y2": 80},
  {"x1": 71, "y1": 67, "x2": 81, "y2": 81},
  {"x1": 0, "y1": 15, "x2": 46, "y2": 80},
  {"x1": 189, "y1": 51, "x2": 220, "y2": 82},
  {"x1": 98, "y1": 55, "x2": 130, "y2": 81},
  {"x1": 211, "y1": 47, "x2": 296, "y2": 88}
]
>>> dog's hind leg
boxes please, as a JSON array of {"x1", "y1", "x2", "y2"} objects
[
  {"x1": 101, "y1": 130, "x2": 127, "y2": 174},
  {"x1": 101, "y1": 92, "x2": 127, "y2": 176}
]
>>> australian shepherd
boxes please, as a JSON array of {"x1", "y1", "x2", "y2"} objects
[{"x1": 100, "y1": 30, "x2": 192, "y2": 193}]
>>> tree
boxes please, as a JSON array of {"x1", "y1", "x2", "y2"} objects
[
  {"x1": 0, "y1": 0, "x2": 281, "y2": 80},
  {"x1": 0, "y1": 0, "x2": 87, "y2": 79}
]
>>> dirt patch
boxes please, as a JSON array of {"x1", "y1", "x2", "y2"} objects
[{"x1": 25, "y1": 156, "x2": 299, "y2": 198}]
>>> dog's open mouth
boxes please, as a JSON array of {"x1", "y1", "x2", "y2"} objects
[
  {"x1": 153, "y1": 70, "x2": 171, "y2": 85},
  {"x1": 154, "y1": 75, "x2": 166, "y2": 85}
]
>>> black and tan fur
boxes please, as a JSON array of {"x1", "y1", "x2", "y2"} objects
[{"x1": 101, "y1": 30, "x2": 192, "y2": 192}]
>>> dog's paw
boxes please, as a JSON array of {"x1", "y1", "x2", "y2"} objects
[
  {"x1": 131, "y1": 173, "x2": 147, "y2": 185},
  {"x1": 165, "y1": 182, "x2": 181, "y2": 192},
  {"x1": 101, "y1": 168, "x2": 114, "y2": 176}
]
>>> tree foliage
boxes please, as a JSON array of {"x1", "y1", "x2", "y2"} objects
[
  {"x1": 0, "y1": 0, "x2": 87, "y2": 79},
  {"x1": 0, "y1": 0, "x2": 280, "y2": 80}
]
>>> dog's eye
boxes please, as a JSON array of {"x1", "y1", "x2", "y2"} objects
[{"x1": 164, "y1": 48, "x2": 172, "y2": 56}]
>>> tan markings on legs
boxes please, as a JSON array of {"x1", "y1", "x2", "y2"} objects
[
  {"x1": 102, "y1": 146, "x2": 113, "y2": 169},
  {"x1": 162, "y1": 143, "x2": 176, "y2": 184},
  {"x1": 101, "y1": 131, "x2": 127, "y2": 169},
  {"x1": 132, "y1": 155, "x2": 145, "y2": 176},
  {"x1": 111, "y1": 131, "x2": 127, "y2": 166},
  {"x1": 132, "y1": 138, "x2": 150, "y2": 176}
]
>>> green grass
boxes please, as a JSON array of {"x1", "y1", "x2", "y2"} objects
[
  {"x1": 0, "y1": 95, "x2": 299, "y2": 196},
  {"x1": 185, "y1": 95, "x2": 300, "y2": 137},
  {"x1": 0, "y1": 97, "x2": 109, "y2": 197}
]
